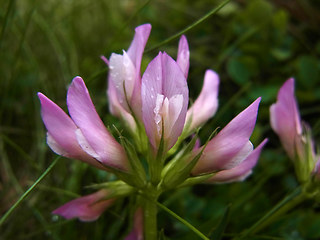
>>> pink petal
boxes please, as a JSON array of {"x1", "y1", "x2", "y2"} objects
[
  {"x1": 192, "y1": 98, "x2": 261, "y2": 174},
  {"x1": 107, "y1": 79, "x2": 137, "y2": 131},
  {"x1": 207, "y1": 139, "x2": 268, "y2": 183},
  {"x1": 224, "y1": 141, "x2": 253, "y2": 169},
  {"x1": 270, "y1": 78, "x2": 302, "y2": 159},
  {"x1": 52, "y1": 190, "x2": 113, "y2": 222},
  {"x1": 101, "y1": 55, "x2": 109, "y2": 65},
  {"x1": 141, "y1": 52, "x2": 188, "y2": 150},
  {"x1": 125, "y1": 208, "x2": 144, "y2": 240},
  {"x1": 107, "y1": 24, "x2": 151, "y2": 120},
  {"x1": 186, "y1": 70, "x2": 219, "y2": 133},
  {"x1": 66, "y1": 77, "x2": 129, "y2": 171},
  {"x1": 38, "y1": 93, "x2": 104, "y2": 169},
  {"x1": 109, "y1": 51, "x2": 137, "y2": 112},
  {"x1": 177, "y1": 35, "x2": 190, "y2": 78},
  {"x1": 127, "y1": 23, "x2": 152, "y2": 75}
]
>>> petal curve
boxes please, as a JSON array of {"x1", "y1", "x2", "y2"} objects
[
  {"x1": 207, "y1": 139, "x2": 268, "y2": 183},
  {"x1": 192, "y1": 98, "x2": 261, "y2": 174},
  {"x1": 67, "y1": 77, "x2": 129, "y2": 171}
]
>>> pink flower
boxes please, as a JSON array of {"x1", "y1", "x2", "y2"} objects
[
  {"x1": 108, "y1": 24, "x2": 152, "y2": 120},
  {"x1": 177, "y1": 35, "x2": 190, "y2": 79},
  {"x1": 125, "y1": 208, "x2": 144, "y2": 240},
  {"x1": 270, "y1": 78, "x2": 320, "y2": 181},
  {"x1": 52, "y1": 190, "x2": 114, "y2": 222},
  {"x1": 141, "y1": 52, "x2": 189, "y2": 151},
  {"x1": 38, "y1": 77, "x2": 129, "y2": 171},
  {"x1": 192, "y1": 98, "x2": 267, "y2": 176},
  {"x1": 176, "y1": 35, "x2": 220, "y2": 137},
  {"x1": 185, "y1": 70, "x2": 219, "y2": 135},
  {"x1": 270, "y1": 78, "x2": 303, "y2": 160}
]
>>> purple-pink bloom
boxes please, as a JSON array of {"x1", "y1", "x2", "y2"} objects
[
  {"x1": 270, "y1": 78, "x2": 303, "y2": 160},
  {"x1": 175, "y1": 35, "x2": 220, "y2": 136},
  {"x1": 185, "y1": 70, "x2": 219, "y2": 134},
  {"x1": 177, "y1": 35, "x2": 190, "y2": 79},
  {"x1": 206, "y1": 139, "x2": 268, "y2": 183},
  {"x1": 192, "y1": 98, "x2": 263, "y2": 175},
  {"x1": 125, "y1": 208, "x2": 144, "y2": 240},
  {"x1": 270, "y1": 78, "x2": 320, "y2": 181},
  {"x1": 108, "y1": 24, "x2": 151, "y2": 120},
  {"x1": 141, "y1": 52, "x2": 189, "y2": 151},
  {"x1": 38, "y1": 77, "x2": 129, "y2": 171},
  {"x1": 52, "y1": 190, "x2": 114, "y2": 222}
]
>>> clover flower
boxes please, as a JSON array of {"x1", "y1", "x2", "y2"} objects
[{"x1": 38, "y1": 24, "x2": 267, "y2": 239}]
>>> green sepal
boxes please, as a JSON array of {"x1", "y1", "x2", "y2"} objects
[
  {"x1": 122, "y1": 137, "x2": 147, "y2": 186},
  {"x1": 161, "y1": 129, "x2": 218, "y2": 189},
  {"x1": 110, "y1": 125, "x2": 147, "y2": 188},
  {"x1": 85, "y1": 180, "x2": 135, "y2": 199},
  {"x1": 149, "y1": 120, "x2": 166, "y2": 185},
  {"x1": 177, "y1": 173, "x2": 216, "y2": 188},
  {"x1": 161, "y1": 134, "x2": 201, "y2": 189},
  {"x1": 161, "y1": 133, "x2": 198, "y2": 178},
  {"x1": 294, "y1": 125, "x2": 317, "y2": 184}
]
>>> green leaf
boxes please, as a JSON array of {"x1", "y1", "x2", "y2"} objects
[
  {"x1": 210, "y1": 205, "x2": 231, "y2": 240},
  {"x1": 296, "y1": 55, "x2": 320, "y2": 89},
  {"x1": 227, "y1": 57, "x2": 251, "y2": 85}
]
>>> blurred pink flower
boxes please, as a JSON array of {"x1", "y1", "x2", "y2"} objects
[
  {"x1": 270, "y1": 78, "x2": 303, "y2": 160},
  {"x1": 125, "y1": 208, "x2": 144, "y2": 240},
  {"x1": 52, "y1": 190, "x2": 114, "y2": 222},
  {"x1": 270, "y1": 78, "x2": 320, "y2": 181}
]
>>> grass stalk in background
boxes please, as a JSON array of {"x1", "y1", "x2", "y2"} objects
[{"x1": 0, "y1": 156, "x2": 60, "y2": 227}]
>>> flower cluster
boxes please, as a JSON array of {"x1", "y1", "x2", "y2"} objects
[{"x1": 38, "y1": 24, "x2": 267, "y2": 238}]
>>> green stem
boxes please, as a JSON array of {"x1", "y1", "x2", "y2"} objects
[
  {"x1": 0, "y1": 157, "x2": 60, "y2": 227},
  {"x1": 143, "y1": 188, "x2": 160, "y2": 240},
  {"x1": 237, "y1": 187, "x2": 305, "y2": 239}
]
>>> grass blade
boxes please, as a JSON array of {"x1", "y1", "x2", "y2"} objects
[
  {"x1": 0, "y1": 156, "x2": 61, "y2": 227},
  {"x1": 156, "y1": 201, "x2": 210, "y2": 240},
  {"x1": 145, "y1": 0, "x2": 231, "y2": 53}
]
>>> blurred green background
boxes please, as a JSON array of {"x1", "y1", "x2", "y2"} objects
[{"x1": 1, "y1": 0, "x2": 320, "y2": 239}]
